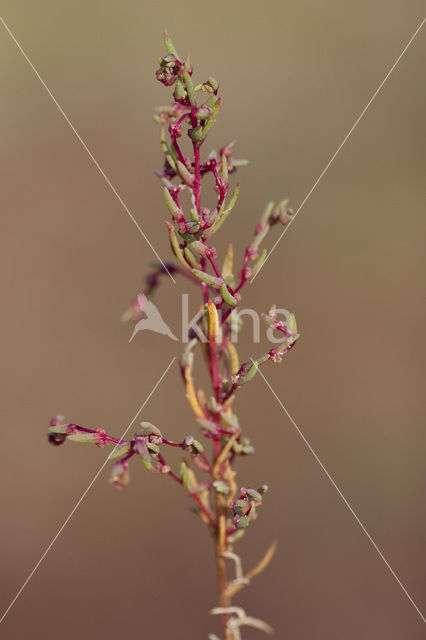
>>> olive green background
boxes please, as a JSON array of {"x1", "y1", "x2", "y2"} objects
[{"x1": 1, "y1": 2, "x2": 425, "y2": 638}]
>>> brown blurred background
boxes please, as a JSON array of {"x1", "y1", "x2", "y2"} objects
[{"x1": 1, "y1": 2, "x2": 425, "y2": 638}]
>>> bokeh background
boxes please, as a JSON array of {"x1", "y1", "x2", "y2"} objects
[{"x1": 1, "y1": 2, "x2": 425, "y2": 638}]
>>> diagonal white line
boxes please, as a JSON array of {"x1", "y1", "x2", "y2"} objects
[
  {"x1": 254, "y1": 361, "x2": 426, "y2": 625},
  {"x1": 0, "y1": 16, "x2": 176, "y2": 284},
  {"x1": 251, "y1": 17, "x2": 426, "y2": 283},
  {"x1": 0, "y1": 356, "x2": 176, "y2": 625}
]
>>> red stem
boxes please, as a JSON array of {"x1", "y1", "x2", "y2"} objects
[
  {"x1": 193, "y1": 143, "x2": 201, "y2": 213},
  {"x1": 162, "y1": 438, "x2": 213, "y2": 474}
]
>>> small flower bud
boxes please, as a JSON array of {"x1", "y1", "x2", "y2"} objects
[
  {"x1": 173, "y1": 78, "x2": 187, "y2": 100},
  {"x1": 196, "y1": 105, "x2": 212, "y2": 121},
  {"x1": 156, "y1": 65, "x2": 179, "y2": 87},
  {"x1": 136, "y1": 422, "x2": 163, "y2": 439},
  {"x1": 213, "y1": 480, "x2": 230, "y2": 495},
  {"x1": 95, "y1": 428, "x2": 108, "y2": 447},
  {"x1": 233, "y1": 499, "x2": 250, "y2": 516},
  {"x1": 109, "y1": 460, "x2": 130, "y2": 489},
  {"x1": 206, "y1": 76, "x2": 219, "y2": 92},
  {"x1": 189, "y1": 125, "x2": 203, "y2": 143},
  {"x1": 50, "y1": 415, "x2": 65, "y2": 427},
  {"x1": 246, "y1": 488, "x2": 262, "y2": 502},
  {"x1": 242, "y1": 445, "x2": 255, "y2": 455}
]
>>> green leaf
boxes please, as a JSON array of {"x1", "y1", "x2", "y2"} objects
[
  {"x1": 191, "y1": 269, "x2": 224, "y2": 289},
  {"x1": 163, "y1": 30, "x2": 179, "y2": 58},
  {"x1": 67, "y1": 432, "x2": 100, "y2": 444},
  {"x1": 213, "y1": 480, "x2": 230, "y2": 495},
  {"x1": 220, "y1": 283, "x2": 238, "y2": 308},
  {"x1": 236, "y1": 515, "x2": 251, "y2": 529},
  {"x1": 108, "y1": 442, "x2": 132, "y2": 460}
]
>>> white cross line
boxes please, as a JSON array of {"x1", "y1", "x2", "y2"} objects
[
  {"x1": 0, "y1": 357, "x2": 176, "y2": 625},
  {"x1": 251, "y1": 17, "x2": 425, "y2": 283},
  {"x1": 255, "y1": 362, "x2": 426, "y2": 625},
  {"x1": 0, "y1": 16, "x2": 176, "y2": 283}
]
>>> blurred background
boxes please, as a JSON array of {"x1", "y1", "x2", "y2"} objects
[{"x1": 1, "y1": 2, "x2": 425, "y2": 638}]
